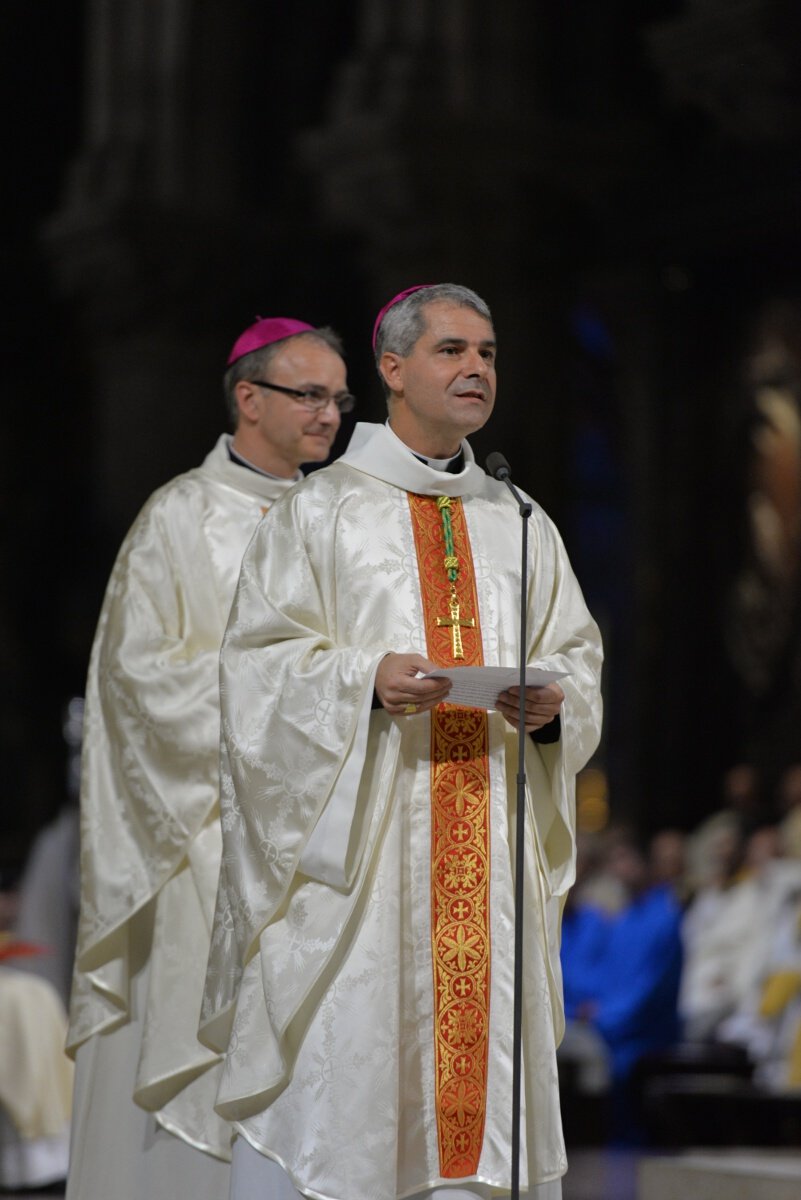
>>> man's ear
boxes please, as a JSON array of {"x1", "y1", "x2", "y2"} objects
[
  {"x1": 379, "y1": 351, "x2": 404, "y2": 397},
  {"x1": 234, "y1": 379, "x2": 260, "y2": 424}
]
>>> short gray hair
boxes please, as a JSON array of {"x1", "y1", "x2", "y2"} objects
[
  {"x1": 223, "y1": 326, "x2": 344, "y2": 427},
  {"x1": 373, "y1": 284, "x2": 493, "y2": 379}
]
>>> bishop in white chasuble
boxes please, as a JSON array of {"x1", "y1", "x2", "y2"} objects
[
  {"x1": 202, "y1": 408, "x2": 603, "y2": 1198},
  {"x1": 67, "y1": 318, "x2": 346, "y2": 1200}
]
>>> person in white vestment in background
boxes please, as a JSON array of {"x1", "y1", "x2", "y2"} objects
[
  {"x1": 0, "y1": 965, "x2": 74, "y2": 1190},
  {"x1": 200, "y1": 284, "x2": 603, "y2": 1200},
  {"x1": 12, "y1": 697, "x2": 84, "y2": 1009},
  {"x1": 66, "y1": 316, "x2": 350, "y2": 1200}
]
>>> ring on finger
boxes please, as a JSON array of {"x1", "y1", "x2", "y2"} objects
[{"x1": 404, "y1": 702, "x2": 418, "y2": 714}]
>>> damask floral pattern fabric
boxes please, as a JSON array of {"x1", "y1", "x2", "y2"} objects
[{"x1": 69, "y1": 435, "x2": 297, "y2": 1159}]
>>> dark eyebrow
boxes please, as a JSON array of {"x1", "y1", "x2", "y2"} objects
[{"x1": 432, "y1": 337, "x2": 497, "y2": 350}]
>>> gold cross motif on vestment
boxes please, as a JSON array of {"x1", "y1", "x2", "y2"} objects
[{"x1": 437, "y1": 593, "x2": 475, "y2": 660}]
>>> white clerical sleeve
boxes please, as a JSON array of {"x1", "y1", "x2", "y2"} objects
[
  {"x1": 298, "y1": 673, "x2": 380, "y2": 887},
  {"x1": 70, "y1": 489, "x2": 225, "y2": 1048},
  {"x1": 203, "y1": 488, "x2": 389, "y2": 1051},
  {"x1": 522, "y1": 506, "x2": 603, "y2": 897}
]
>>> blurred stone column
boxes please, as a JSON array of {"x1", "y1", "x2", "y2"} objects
[{"x1": 41, "y1": 0, "x2": 252, "y2": 534}]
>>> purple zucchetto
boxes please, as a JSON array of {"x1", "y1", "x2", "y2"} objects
[
  {"x1": 372, "y1": 284, "x2": 435, "y2": 350},
  {"x1": 226, "y1": 316, "x2": 316, "y2": 366}
]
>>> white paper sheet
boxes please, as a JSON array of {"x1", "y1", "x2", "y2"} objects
[{"x1": 422, "y1": 666, "x2": 569, "y2": 710}]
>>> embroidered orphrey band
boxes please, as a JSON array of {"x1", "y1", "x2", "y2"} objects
[{"x1": 408, "y1": 493, "x2": 491, "y2": 1178}]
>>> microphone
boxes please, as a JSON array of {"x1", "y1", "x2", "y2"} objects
[
  {"x1": 487, "y1": 451, "x2": 530, "y2": 517},
  {"x1": 486, "y1": 451, "x2": 511, "y2": 481}
]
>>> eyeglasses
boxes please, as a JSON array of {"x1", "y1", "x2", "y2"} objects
[{"x1": 248, "y1": 380, "x2": 356, "y2": 414}]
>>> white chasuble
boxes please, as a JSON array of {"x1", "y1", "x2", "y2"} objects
[
  {"x1": 201, "y1": 423, "x2": 603, "y2": 1200},
  {"x1": 68, "y1": 435, "x2": 298, "y2": 1167}
]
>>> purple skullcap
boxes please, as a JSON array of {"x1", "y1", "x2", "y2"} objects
[
  {"x1": 372, "y1": 284, "x2": 435, "y2": 350},
  {"x1": 226, "y1": 316, "x2": 316, "y2": 366}
]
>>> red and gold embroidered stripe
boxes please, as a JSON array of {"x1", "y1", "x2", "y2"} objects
[{"x1": 408, "y1": 493, "x2": 491, "y2": 1178}]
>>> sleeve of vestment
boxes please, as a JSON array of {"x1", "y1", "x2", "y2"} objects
[
  {"x1": 69, "y1": 483, "x2": 224, "y2": 1050},
  {"x1": 200, "y1": 482, "x2": 389, "y2": 1052},
  {"x1": 520, "y1": 506, "x2": 603, "y2": 899}
]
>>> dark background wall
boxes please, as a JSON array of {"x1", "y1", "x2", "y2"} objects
[{"x1": 3, "y1": 0, "x2": 801, "y2": 868}]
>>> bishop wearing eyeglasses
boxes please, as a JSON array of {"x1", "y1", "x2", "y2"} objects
[{"x1": 65, "y1": 316, "x2": 348, "y2": 1200}]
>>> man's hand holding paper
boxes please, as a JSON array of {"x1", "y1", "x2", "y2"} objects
[
  {"x1": 495, "y1": 680, "x2": 565, "y2": 732},
  {"x1": 421, "y1": 665, "x2": 568, "y2": 719}
]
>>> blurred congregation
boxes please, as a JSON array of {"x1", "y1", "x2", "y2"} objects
[{"x1": 558, "y1": 761, "x2": 801, "y2": 1149}]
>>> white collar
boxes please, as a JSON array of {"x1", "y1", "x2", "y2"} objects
[
  {"x1": 198, "y1": 434, "x2": 301, "y2": 503},
  {"x1": 339, "y1": 422, "x2": 489, "y2": 498}
]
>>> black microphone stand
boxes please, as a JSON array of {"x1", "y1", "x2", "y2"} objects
[{"x1": 486, "y1": 452, "x2": 531, "y2": 1200}]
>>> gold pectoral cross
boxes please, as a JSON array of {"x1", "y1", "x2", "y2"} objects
[{"x1": 437, "y1": 593, "x2": 476, "y2": 660}]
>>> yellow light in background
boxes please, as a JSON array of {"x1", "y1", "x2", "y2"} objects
[{"x1": 576, "y1": 767, "x2": 610, "y2": 834}]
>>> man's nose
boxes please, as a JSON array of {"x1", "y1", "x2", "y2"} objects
[
  {"x1": 463, "y1": 348, "x2": 488, "y2": 376},
  {"x1": 318, "y1": 398, "x2": 341, "y2": 423}
]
